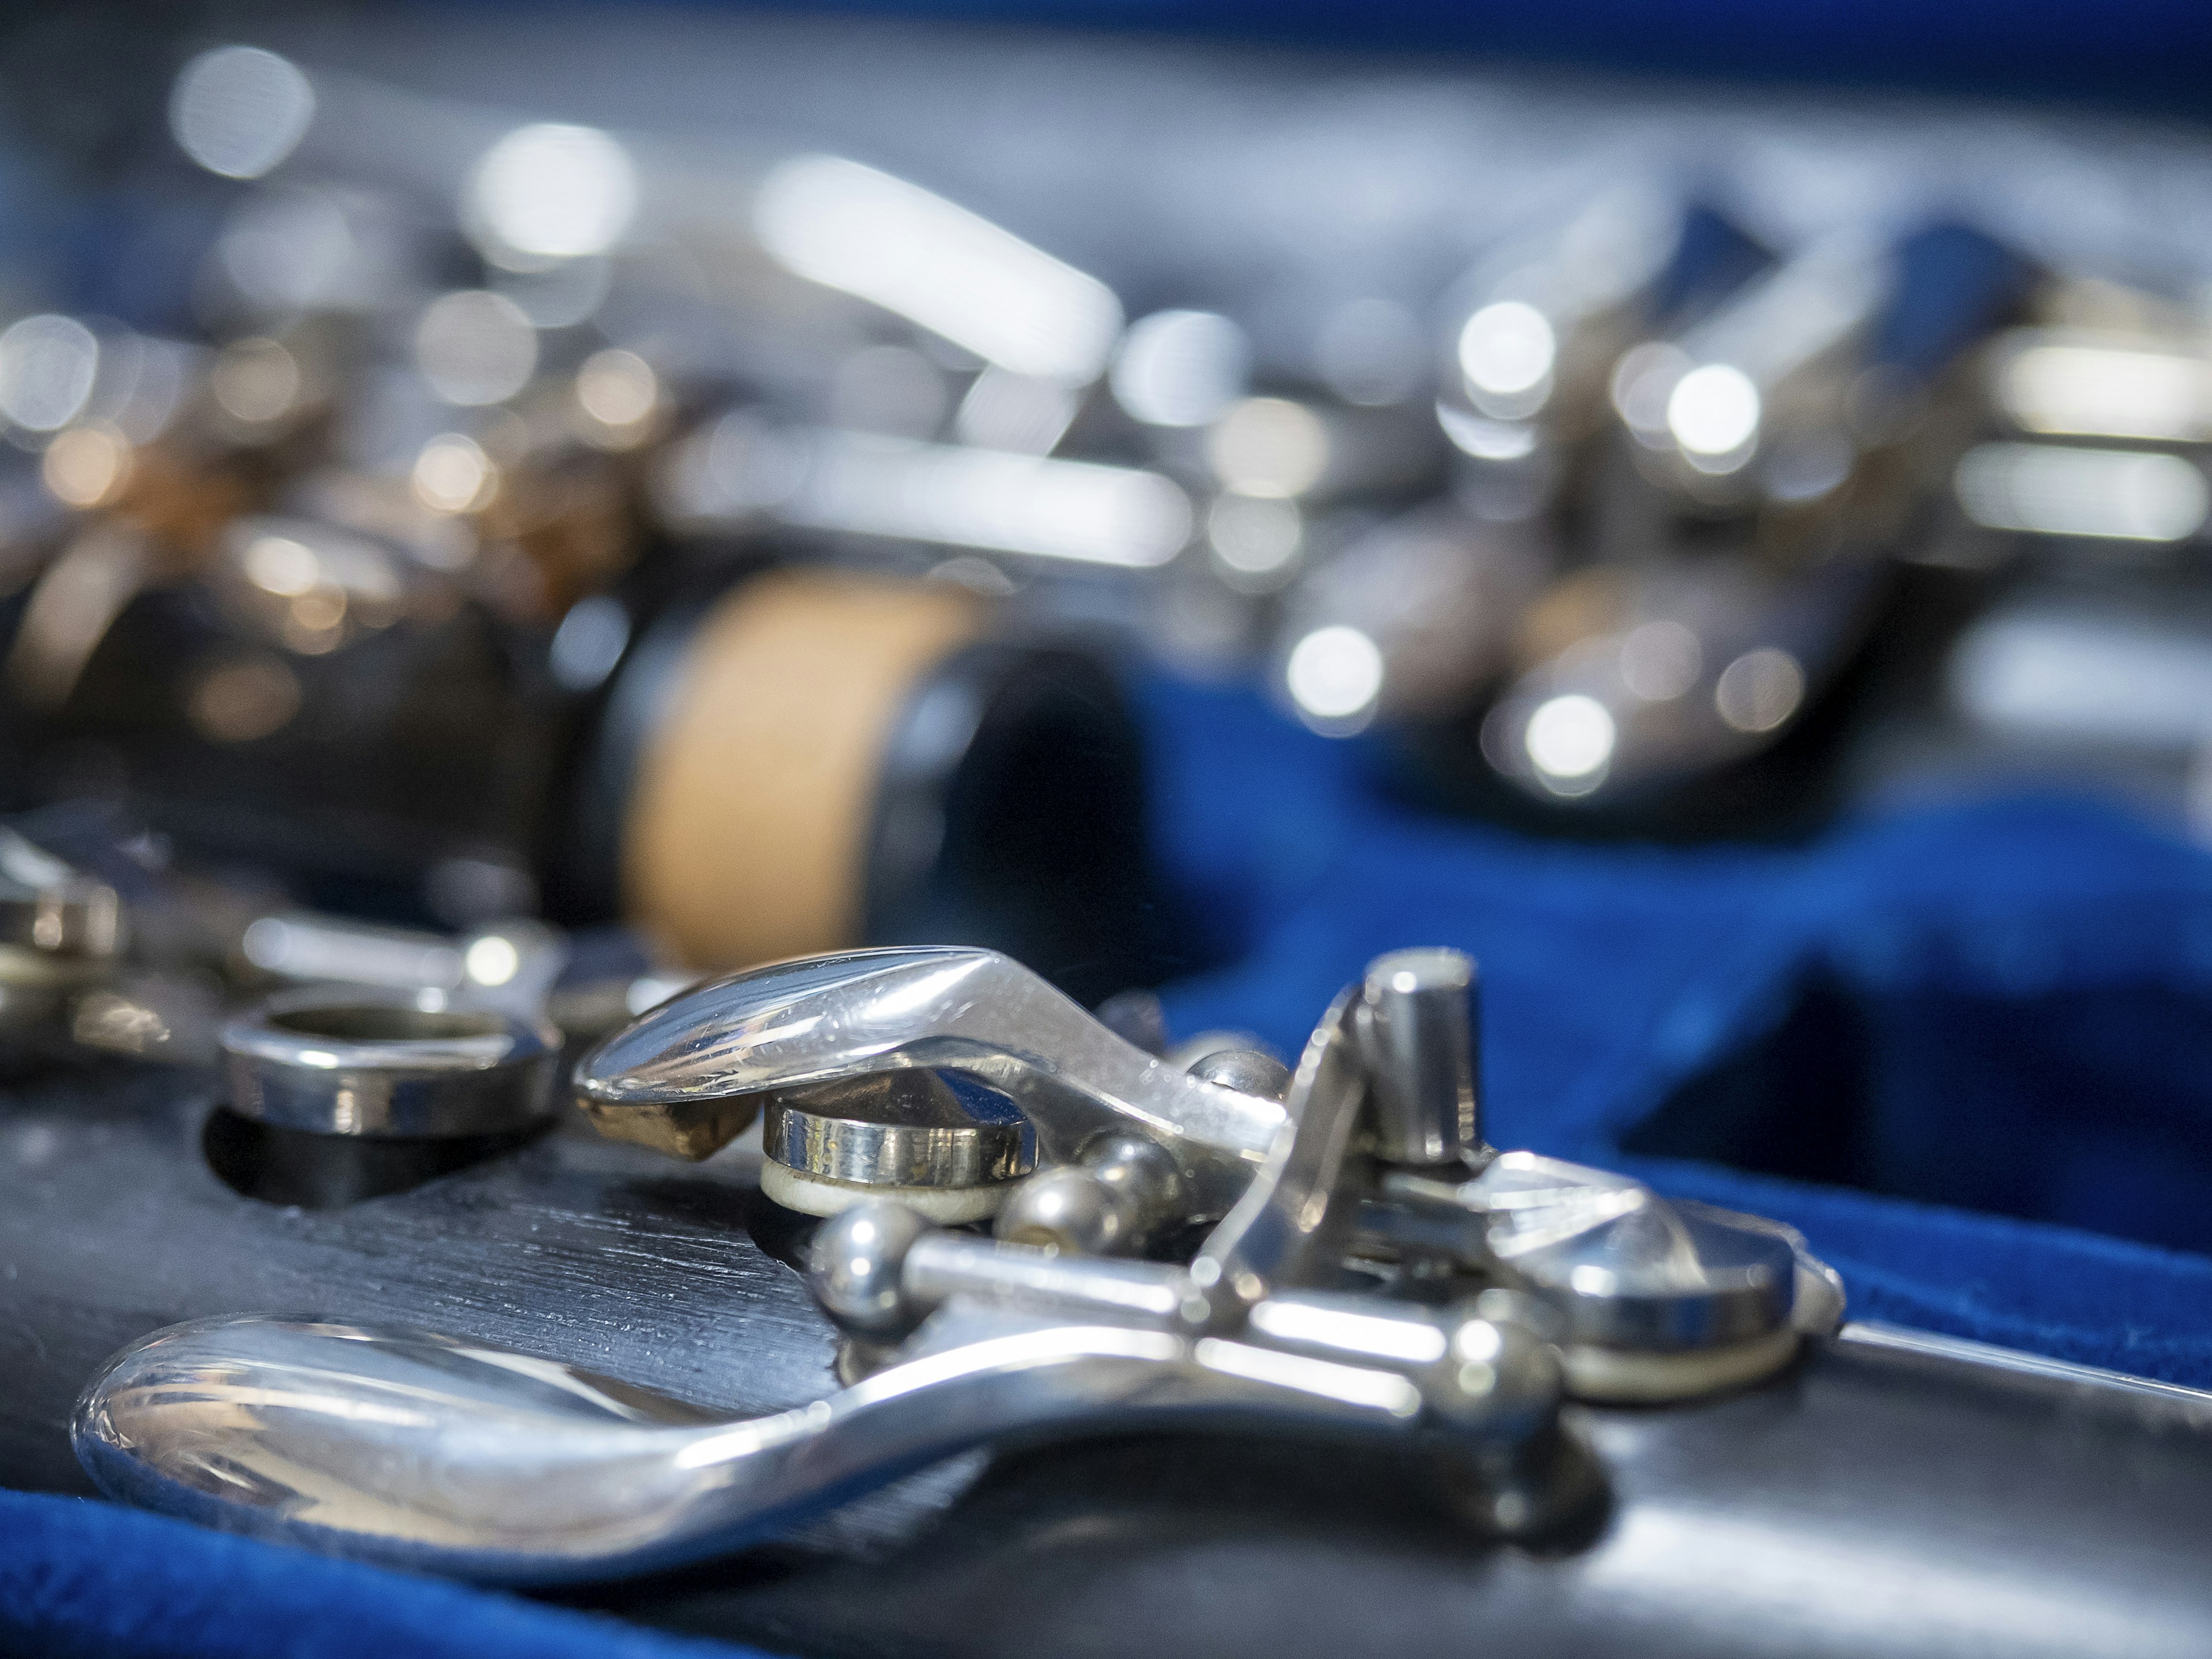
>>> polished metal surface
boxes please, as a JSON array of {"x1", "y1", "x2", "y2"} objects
[
  {"x1": 76, "y1": 939, "x2": 1871, "y2": 1578},
  {"x1": 75, "y1": 948, "x2": 1575, "y2": 1577},
  {"x1": 1185, "y1": 984, "x2": 1374, "y2": 1325},
  {"x1": 1638, "y1": 232, "x2": 1890, "y2": 502},
  {"x1": 1481, "y1": 555, "x2": 1889, "y2": 808},
  {"x1": 719, "y1": 1327, "x2": 2212, "y2": 1659},
  {"x1": 991, "y1": 1037, "x2": 1263, "y2": 1256},
  {"x1": 240, "y1": 914, "x2": 465, "y2": 996},
  {"x1": 1385, "y1": 1152, "x2": 1796, "y2": 1351},
  {"x1": 240, "y1": 913, "x2": 570, "y2": 1022},
  {"x1": 818, "y1": 1199, "x2": 1561, "y2": 1434},
  {"x1": 574, "y1": 947, "x2": 1285, "y2": 1217},
  {"x1": 16, "y1": 18, "x2": 2212, "y2": 1643},
  {"x1": 0, "y1": 942, "x2": 113, "y2": 1039},
  {"x1": 899, "y1": 1226, "x2": 1195, "y2": 1333},
  {"x1": 1706, "y1": 1200, "x2": 1848, "y2": 1338},
  {"x1": 58, "y1": 1313, "x2": 1304, "y2": 1578},
  {"x1": 73, "y1": 1298, "x2": 1552, "y2": 1585},
  {"x1": 0, "y1": 829, "x2": 122, "y2": 961},
  {"x1": 0, "y1": 830, "x2": 124, "y2": 1041},
  {"x1": 1475, "y1": 1155, "x2": 1794, "y2": 1349},
  {"x1": 1184, "y1": 1047, "x2": 1294, "y2": 1103},
  {"x1": 77, "y1": 1126, "x2": 1562, "y2": 1589},
  {"x1": 994, "y1": 1164, "x2": 1130, "y2": 1254},
  {"x1": 1080, "y1": 1131, "x2": 1191, "y2": 1231},
  {"x1": 875, "y1": 975, "x2": 1392, "y2": 1339},
  {"x1": 1356, "y1": 947, "x2": 1482, "y2": 1166},
  {"x1": 762, "y1": 1072, "x2": 1032, "y2": 1190},
  {"x1": 1441, "y1": 191, "x2": 1686, "y2": 445},
  {"x1": 221, "y1": 987, "x2": 561, "y2": 1137},
  {"x1": 1839, "y1": 1322, "x2": 2212, "y2": 1409},
  {"x1": 995, "y1": 1132, "x2": 1187, "y2": 1255},
  {"x1": 810, "y1": 1203, "x2": 938, "y2": 1341},
  {"x1": 580, "y1": 941, "x2": 1818, "y2": 1366}
]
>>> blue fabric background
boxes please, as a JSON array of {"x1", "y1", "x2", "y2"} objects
[
  {"x1": 0, "y1": 1487, "x2": 772, "y2": 1659},
  {"x1": 11, "y1": 679, "x2": 2212, "y2": 1654}
]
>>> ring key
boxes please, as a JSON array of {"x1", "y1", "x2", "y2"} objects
[
  {"x1": 222, "y1": 989, "x2": 561, "y2": 1140},
  {"x1": 210, "y1": 983, "x2": 563, "y2": 1207}
]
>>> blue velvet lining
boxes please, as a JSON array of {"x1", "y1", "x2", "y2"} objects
[{"x1": 0, "y1": 1487, "x2": 771, "y2": 1659}]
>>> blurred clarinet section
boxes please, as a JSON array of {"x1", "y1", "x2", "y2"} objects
[{"x1": 1, "y1": 3, "x2": 2210, "y2": 983}]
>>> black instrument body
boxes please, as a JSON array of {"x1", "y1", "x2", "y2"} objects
[
  {"x1": 2, "y1": 1063, "x2": 2207, "y2": 1658},
  {"x1": 0, "y1": 557, "x2": 1166, "y2": 1003}
]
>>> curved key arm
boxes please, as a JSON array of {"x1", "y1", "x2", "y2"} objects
[
  {"x1": 75, "y1": 1305, "x2": 1552, "y2": 1586},
  {"x1": 573, "y1": 947, "x2": 1285, "y2": 1215}
]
